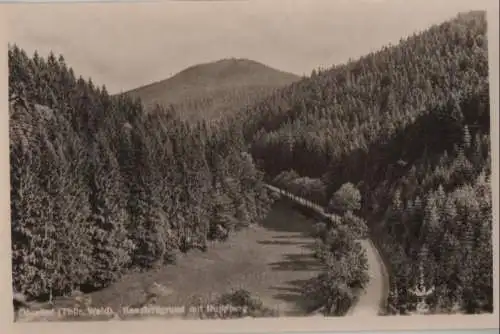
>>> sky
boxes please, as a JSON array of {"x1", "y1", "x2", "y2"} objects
[{"x1": 4, "y1": 0, "x2": 498, "y2": 94}]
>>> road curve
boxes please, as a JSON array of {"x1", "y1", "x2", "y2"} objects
[{"x1": 264, "y1": 183, "x2": 389, "y2": 317}]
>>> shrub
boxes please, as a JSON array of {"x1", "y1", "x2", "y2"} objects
[{"x1": 327, "y1": 182, "x2": 361, "y2": 214}]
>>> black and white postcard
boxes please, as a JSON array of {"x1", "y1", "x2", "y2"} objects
[{"x1": 0, "y1": 0, "x2": 498, "y2": 333}]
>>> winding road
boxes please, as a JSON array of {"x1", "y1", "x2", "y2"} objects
[{"x1": 264, "y1": 184, "x2": 389, "y2": 316}]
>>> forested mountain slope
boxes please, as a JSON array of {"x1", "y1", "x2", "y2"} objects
[
  {"x1": 236, "y1": 11, "x2": 492, "y2": 314},
  {"x1": 8, "y1": 46, "x2": 367, "y2": 319},
  {"x1": 124, "y1": 58, "x2": 300, "y2": 122},
  {"x1": 9, "y1": 46, "x2": 274, "y2": 301}
]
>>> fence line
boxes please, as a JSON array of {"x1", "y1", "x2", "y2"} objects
[{"x1": 264, "y1": 183, "x2": 338, "y2": 222}]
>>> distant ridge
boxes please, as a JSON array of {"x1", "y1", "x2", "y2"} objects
[{"x1": 124, "y1": 58, "x2": 301, "y2": 121}]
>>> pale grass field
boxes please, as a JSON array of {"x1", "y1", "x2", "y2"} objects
[{"x1": 76, "y1": 201, "x2": 324, "y2": 318}]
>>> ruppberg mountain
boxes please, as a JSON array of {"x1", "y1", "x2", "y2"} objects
[{"x1": 123, "y1": 58, "x2": 301, "y2": 121}]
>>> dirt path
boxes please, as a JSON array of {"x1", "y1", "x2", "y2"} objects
[{"x1": 345, "y1": 239, "x2": 388, "y2": 316}]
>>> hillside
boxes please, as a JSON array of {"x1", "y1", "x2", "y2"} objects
[
  {"x1": 8, "y1": 46, "x2": 275, "y2": 303},
  {"x1": 124, "y1": 58, "x2": 301, "y2": 121},
  {"x1": 236, "y1": 10, "x2": 493, "y2": 315},
  {"x1": 11, "y1": 41, "x2": 369, "y2": 320},
  {"x1": 8, "y1": 46, "x2": 371, "y2": 319}
]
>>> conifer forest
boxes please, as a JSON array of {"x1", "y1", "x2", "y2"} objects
[{"x1": 9, "y1": 10, "x2": 494, "y2": 319}]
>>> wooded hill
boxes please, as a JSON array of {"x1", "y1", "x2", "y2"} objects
[
  {"x1": 7, "y1": 45, "x2": 372, "y2": 316},
  {"x1": 9, "y1": 47, "x2": 275, "y2": 301},
  {"x1": 124, "y1": 58, "x2": 301, "y2": 122},
  {"x1": 234, "y1": 11, "x2": 492, "y2": 314}
]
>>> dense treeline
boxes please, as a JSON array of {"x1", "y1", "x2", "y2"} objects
[
  {"x1": 9, "y1": 46, "x2": 273, "y2": 301},
  {"x1": 236, "y1": 11, "x2": 492, "y2": 314},
  {"x1": 164, "y1": 85, "x2": 292, "y2": 123},
  {"x1": 272, "y1": 170, "x2": 328, "y2": 205}
]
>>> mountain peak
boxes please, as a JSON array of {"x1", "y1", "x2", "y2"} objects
[
  {"x1": 124, "y1": 59, "x2": 300, "y2": 121},
  {"x1": 169, "y1": 58, "x2": 295, "y2": 84}
]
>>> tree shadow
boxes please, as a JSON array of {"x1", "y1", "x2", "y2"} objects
[
  {"x1": 257, "y1": 240, "x2": 311, "y2": 246},
  {"x1": 271, "y1": 279, "x2": 317, "y2": 314},
  {"x1": 256, "y1": 200, "x2": 325, "y2": 314},
  {"x1": 259, "y1": 202, "x2": 318, "y2": 236},
  {"x1": 271, "y1": 235, "x2": 298, "y2": 239},
  {"x1": 268, "y1": 253, "x2": 323, "y2": 271},
  {"x1": 270, "y1": 285, "x2": 303, "y2": 294}
]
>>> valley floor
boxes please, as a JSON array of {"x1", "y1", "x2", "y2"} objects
[
  {"x1": 85, "y1": 201, "x2": 323, "y2": 317},
  {"x1": 28, "y1": 199, "x2": 387, "y2": 321}
]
